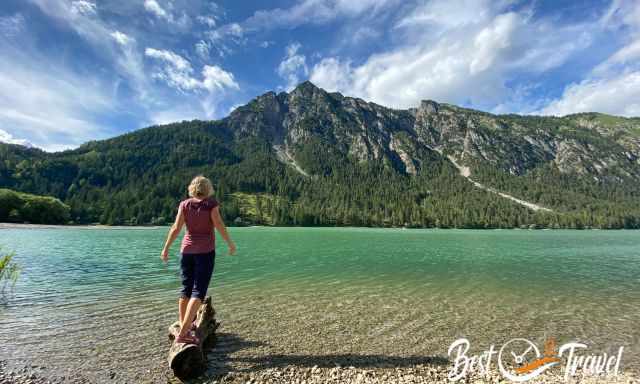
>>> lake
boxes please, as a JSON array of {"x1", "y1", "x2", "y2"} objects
[{"x1": 0, "y1": 227, "x2": 639, "y2": 382}]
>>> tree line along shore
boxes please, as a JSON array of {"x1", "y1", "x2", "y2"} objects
[{"x1": 0, "y1": 186, "x2": 637, "y2": 229}]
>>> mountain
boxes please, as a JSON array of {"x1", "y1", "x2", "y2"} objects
[{"x1": 1, "y1": 81, "x2": 639, "y2": 228}]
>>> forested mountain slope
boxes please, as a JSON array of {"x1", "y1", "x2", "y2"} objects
[{"x1": 1, "y1": 81, "x2": 639, "y2": 228}]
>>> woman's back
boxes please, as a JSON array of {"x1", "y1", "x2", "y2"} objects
[{"x1": 180, "y1": 197, "x2": 218, "y2": 254}]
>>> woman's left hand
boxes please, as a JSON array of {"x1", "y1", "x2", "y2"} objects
[{"x1": 160, "y1": 248, "x2": 169, "y2": 263}]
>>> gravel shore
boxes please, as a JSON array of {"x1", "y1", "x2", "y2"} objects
[
  {"x1": 0, "y1": 361, "x2": 93, "y2": 384},
  {"x1": 3, "y1": 359, "x2": 639, "y2": 384},
  {"x1": 3, "y1": 304, "x2": 639, "y2": 384},
  {"x1": 209, "y1": 365, "x2": 639, "y2": 384}
]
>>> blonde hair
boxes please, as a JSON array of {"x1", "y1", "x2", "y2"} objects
[{"x1": 188, "y1": 176, "x2": 214, "y2": 198}]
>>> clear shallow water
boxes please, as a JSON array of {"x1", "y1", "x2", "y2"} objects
[{"x1": 0, "y1": 227, "x2": 639, "y2": 382}]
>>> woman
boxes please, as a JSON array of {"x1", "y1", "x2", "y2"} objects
[{"x1": 161, "y1": 175, "x2": 236, "y2": 344}]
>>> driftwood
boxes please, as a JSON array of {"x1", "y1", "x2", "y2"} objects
[{"x1": 167, "y1": 296, "x2": 219, "y2": 380}]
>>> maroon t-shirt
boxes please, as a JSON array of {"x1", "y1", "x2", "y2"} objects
[{"x1": 179, "y1": 197, "x2": 219, "y2": 254}]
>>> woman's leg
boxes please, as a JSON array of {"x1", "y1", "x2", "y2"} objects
[
  {"x1": 179, "y1": 253, "x2": 195, "y2": 323},
  {"x1": 178, "y1": 297, "x2": 189, "y2": 323},
  {"x1": 177, "y1": 251, "x2": 215, "y2": 338},
  {"x1": 177, "y1": 297, "x2": 202, "y2": 337},
  {"x1": 192, "y1": 251, "x2": 215, "y2": 302}
]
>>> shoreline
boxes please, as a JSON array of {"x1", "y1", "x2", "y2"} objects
[
  {"x1": 0, "y1": 222, "x2": 637, "y2": 230},
  {"x1": 0, "y1": 223, "x2": 166, "y2": 230}
]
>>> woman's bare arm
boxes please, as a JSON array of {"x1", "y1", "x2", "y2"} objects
[
  {"x1": 211, "y1": 206, "x2": 236, "y2": 255},
  {"x1": 161, "y1": 205, "x2": 185, "y2": 262}
]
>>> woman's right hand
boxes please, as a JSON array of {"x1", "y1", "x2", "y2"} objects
[{"x1": 228, "y1": 241, "x2": 237, "y2": 256}]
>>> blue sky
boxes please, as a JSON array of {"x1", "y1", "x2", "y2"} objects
[{"x1": 0, "y1": 0, "x2": 639, "y2": 151}]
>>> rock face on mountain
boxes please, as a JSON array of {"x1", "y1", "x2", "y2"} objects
[
  {"x1": 1, "y1": 81, "x2": 639, "y2": 228},
  {"x1": 226, "y1": 81, "x2": 640, "y2": 181}
]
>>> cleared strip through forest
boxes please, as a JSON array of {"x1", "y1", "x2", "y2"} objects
[{"x1": 445, "y1": 155, "x2": 553, "y2": 213}]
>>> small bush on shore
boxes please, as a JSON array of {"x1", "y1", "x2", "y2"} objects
[
  {"x1": 0, "y1": 250, "x2": 20, "y2": 298},
  {"x1": 0, "y1": 188, "x2": 70, "y2": 224}
]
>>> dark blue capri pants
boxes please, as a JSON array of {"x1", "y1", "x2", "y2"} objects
[{"x1": 180, "y1": 251, "x2": 215, "y2": 300}]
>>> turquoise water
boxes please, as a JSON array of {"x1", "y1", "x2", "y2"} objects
[{"x1": 0, "y1": 227, "x2": 639, "y2": 381}]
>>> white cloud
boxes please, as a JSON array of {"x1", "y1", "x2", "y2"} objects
[
  {"x1": 8, "y1": 0, "x2": 238, "y2": 150},
  {"x1": 0, "y1": 13, "x2": 26, "y2": 37},
  {"x1": 204, "y1": 22, "x2": 246, "y2": 57},
  {"x1": 349, "y1": 26, "x2": 380, "y2": 44},
  {"x1": 601, "y1": 0, "x2": 640, "y2": 31},
  {"x1": 0, "y1": 129, "x2": 33, "y2": 148},
  {"x1": 145, "y1": 48, "x2": 238, "y2": 117},
  {"x1": 145, "y1": 47, "x2": 239, "y2": 93},
  {"x1": 209, "y1": 0, "x2": 396, "y2": 54},
  {"x1": 29, "y1": 0, "x2": 150, "y2": 101},
  {"x1": 537, "y1": 0, "x2": 640, "y2": 117},
  {"x1": 143, "y1": 0, "x2": 191, "y2": 28},
  {"x1": 469, "y1": 12, "x2": 519, "y2": 74},
  {"x1": 110, "y1": 30, "x2": 134, "y2": 46},
  {"x1": 199, "y1": 66, "x2": 240, "y2": 117},
  {"x1": 143, "y1": 0, "x2": 170, "y2": 21},
  {"x1": 207, "y1": 23, "x2": 244, "y2": 42},
  {"x1": 278, "y1": 42, "x2": 308, "y2": 91},
  {"x1": 202, "y1": 65, "x2": 239, "y2": 92},
  {"x1": 593, "y1": 1, "x2": 640, "y2": 75},
  {"x1": 592, "y1": 39, "x2": 640, "y2": 77},
  {"x1": 145, "y1": 48, "x2": 191, "y2": 71},
  {"x1": 196, "y1": 15, "x2": 217, "y2": 28},
  {"x1": 228, "y1": 23, "x2": 243, "y2": 37},
  {"x1": 148, "y1": 107, "x2": 201, "y2": 126},
  {"x1": 607, "y1": 39, "x2": 640, "y2": 65},
  {"x1": 195, "y1": 40, "x2": 210, "y2": 59},
  {"x1": 242, "y1": 0, "x2": 397, "y2": 31},
  {"x1": 145, "y1": 48, "x2": 201, "y2": 91},
  {"x1": 310, "y1": 1, "x2": 594, "y2": 111},
  {"x1": 0, "y1": 44, "x2": 114, "y2": 151},
  {"x1": 109, "y1": 31, "x2": 148, "y2": 101},
  {"x1": 539, "y1": 71, "x2": 640, "y2": 117},
  {"x1": 260, "y1": 41, "x2": 274, "y2": 48},
  {"x1": 395, "y1": 0, "x2": 492, "y2": 29},
  {"x1": 70, "y1": 1, "x2": 97, "y2": 16},
  {"x1": 308, "y1": 57, "x2": 352, "y2": 92}
]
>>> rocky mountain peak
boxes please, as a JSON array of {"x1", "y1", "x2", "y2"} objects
[
  {"x1": 289, "y1": 80, "x2": 325, "y2": 100},
  {"x1": 220, "y1": 82, "x2": 640, "y2": 181},
  {"x1": 294, "y1": 80, "x2": 320, "y2": 91},
  {"x1": 419, "y1": 100, "x2": 440, "y2": 114}
]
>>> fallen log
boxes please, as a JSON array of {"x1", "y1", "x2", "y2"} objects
[{"x1": 167, "y1": 296, "x2": 219, "y2": 380}]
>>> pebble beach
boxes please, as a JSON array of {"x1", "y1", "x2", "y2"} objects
[{"x1": 2, "y1": 359, "x2": 640, "y2": 384}]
